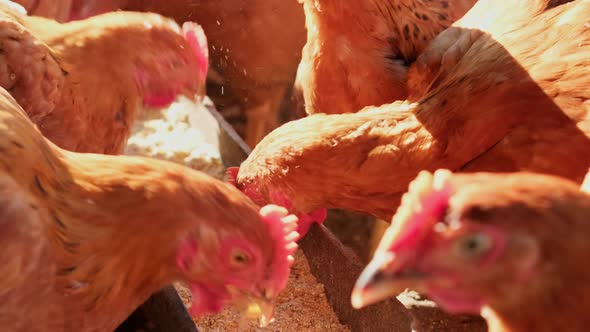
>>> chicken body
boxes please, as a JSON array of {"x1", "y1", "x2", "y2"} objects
[
  {"x1": 121, "y1": 0, "x2": 307, "y2": 147},
  {"x1": 294, "y1": 0, "x2": 477, "y2": 116},
  {"x1": 0, "y1": 5, "x2": 208, "y2": 154},
  {"x1": 15, "y1": 0, "x2": 308, "y2": 147},
  {"x1": 0, "y1": 175, "x2": 63, "y2": 332},
  {"x1": 235, "y1": 0, "x2": 590, "y2": 224},
  {"x1": 0, "y1": 87, "x2": 297, "y2": 331},
  {"x1": 353, "y1": 170, "x2": 590, "y2": 332}
]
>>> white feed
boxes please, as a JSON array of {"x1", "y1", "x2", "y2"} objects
[{"x1": 124, "y1": 96, "x2": 225, "y2": 179}]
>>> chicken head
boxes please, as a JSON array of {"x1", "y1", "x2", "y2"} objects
[
  {"x1": 174, "y1": 202, "x2": 298, "y2": 325},
  {"x1": 3, "y1": 10, "x2": 212, "y2": 154},
  {"x1": 133, "y1": 20, "x2": 209, "y2": 108},
  {"x1": 353, "y1": 169, "x2": 590, "y2": 332}
]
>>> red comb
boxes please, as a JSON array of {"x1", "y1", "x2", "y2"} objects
[
  {"x1": 269, "y1": 191, "x2": 326, "y2": 237},
  {"x1": 389, "y1": 184, "x2": 452, "y2": 252},
  {"x1": 295, "y1": 208, "x2": 327, "y2": 238},
  {"x1": 182, "y1": 22, "x2": 209, "y2": 78},
  {"x1": 142, "y1": 92, "x2": 177, "y2": 108},
  {"x1": 259, "y1": 205, "x2": 299, "y2": 296},
  {"x1": 226, "y1": 167, "x2": 239, "y2": 186}
]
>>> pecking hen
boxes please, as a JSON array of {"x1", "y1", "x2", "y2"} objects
[
  {"x1": 231, "y1": 0, "x2": 590, "y2": 235},
  {"x1": 0, "y1": 86, "x2": 298, "y2": 331},
  {"x1": 14, "y1": 0, "x2": 307, "y2": 147},
  {"x1": 120, "y1": 0, "x2": 307, "y2": 147},
  {"x1": 353, "y1": 169, "x2": 590, "y2": 332},
  {"x1": 0, "y1": 2, "x2": 208, "y2": 154}
]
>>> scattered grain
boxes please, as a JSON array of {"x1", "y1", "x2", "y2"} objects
[{"x1": 176, "y1": 251, "x2": 349, "y2": 332}]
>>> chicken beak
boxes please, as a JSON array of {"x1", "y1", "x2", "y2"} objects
[
  {"x1": 240, "y1": 290, "x2": 276, "y2": 328},
  {"x1": 253, "y1": 296, "x2": 275, "y2": 328},
  {"x1": 351, "y1": 251, "x2": 423, "y2": 309}
]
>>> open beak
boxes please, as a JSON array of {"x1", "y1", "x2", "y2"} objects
[
  {"x1": 238, "y1": 290, "x2": 276, "y2": 328},
  {"x1": 351, "y1": 252, "x2": 424, "y2": 309},
  {"x1": 252, "y1": 296, "x2": 275, "y2": 328}
]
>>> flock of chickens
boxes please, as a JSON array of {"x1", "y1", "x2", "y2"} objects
[{"x1": 1, "y1": 0, "x2": 590, "y2": 331}]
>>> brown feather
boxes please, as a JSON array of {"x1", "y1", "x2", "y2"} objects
[
  {"x1": 237, "y1": 0, "x2": 590, "y2": 221},
  {"x1": 0, "y1": 7, "x2": 205, "y2": 154},
  {"x1": 0, "y1": 87, "x2": 277, "y2": 331},
  {"x1": 0, "y1": 174, "x2": 64, "y2": 332},
  {"x1": 294, "y1": 0, "x2": 477, "y2": 116}
]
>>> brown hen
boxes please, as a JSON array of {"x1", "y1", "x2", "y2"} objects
[
  {"x1": 0, "y1": 86, "x2": 298, "y2": 331},
  {"x1": 16, "y1": 0, "x2": 308, "y2": 147},
  {"x1": 234, "y1": 0, "x2": 590, "y2": 232},
  {"x1": 353, "y1": 169, "x2": 590, "y2": 332},
  {"x1": 0, "y1": 3, "x2": 208, "y2": 154},
  {"x1": 122, "y1": 0, "x2": 307, "y2": 147}
]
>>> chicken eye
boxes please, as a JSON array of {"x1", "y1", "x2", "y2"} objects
[
  {"x1": 453, "y1": 233, "x2": 493, "y2": 259},
  {"x1": 230, "y1": 248, "x2": 251, "y2": 268}
]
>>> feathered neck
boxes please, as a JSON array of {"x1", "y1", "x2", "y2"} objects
[
  {"x1": 0, "y1": 89, "x2": 193, "y2": 330},
  {"x1": 484, "y1": 196, "x2": 590, "y2": 332},
  {"x1": 487, "y1": 258, "x2": 590, "y2": 331},
  {"x1": 484, "y1": 272, "x2": 590, "y2": 332},
  {"x1": 33, "y1": 150, "x2": 198, "y2": 331}
]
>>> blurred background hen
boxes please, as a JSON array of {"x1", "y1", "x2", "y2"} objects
[
  {"x1": 294, "y1": 0, "x2": 477, "y2": 116},
  {"x1": 14, "y1": 0, "x2": 308, "y2": 147},
  {"x1": 0, "y1": 2, "x2": 210, "y2": 154}
]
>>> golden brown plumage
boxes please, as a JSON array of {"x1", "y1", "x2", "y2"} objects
[
  {"x1": 121, "y1": 0, "x2": 307, "y2": 147},
  {"x1": 10, "y1": 0, "x2": 72, "y2": 21},
  {"x1": 0, "y1": 175, "x2": 63, "y2": 332},
  {"x1": 407, "y1": 0, "x2": 575, "y2": 98},
  {"x1": 235, "y1": 0, "x2": 590, "y2": 223},
  {"x1": 0, "y1": 5, "x2": 207, "y2": 154},
  {"x1": 294, "y1": 0, "x2": 477, "y2": 116},
  {"x1": 353, "y1": 169, "x2": 590, "y2": 332},
  {"x1": 0, "y1": 86, "x2": 297, "y2": 331},
  {"x1": 20, "y1": 0, "x2": 308, "y2": 147}
]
